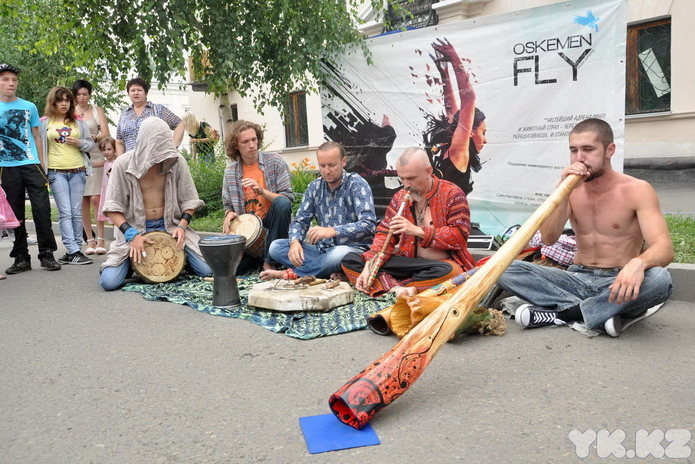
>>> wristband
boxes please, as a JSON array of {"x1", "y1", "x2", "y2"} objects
[
  {"x1": 119, "y1": 222, "x2": 133, "y2": 235},
  {"x1": 176, "y1": 225, "x2": 186, "y2": 231},
  {"x1": 124, "y1": 227, "x2": 139, "y2": 242},
  {"x1": 180, "y1": 212, "x2": 193, "y2": 223}
]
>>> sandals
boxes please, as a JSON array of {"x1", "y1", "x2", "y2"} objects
[
  {"x1": 85, "y1": 238, "x2": 97, "y2": 255},
  {"x1": 95, "y1": 237, "x2": 107, "y2": 255}
]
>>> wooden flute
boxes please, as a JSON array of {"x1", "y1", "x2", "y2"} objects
[{"x1": 364, "y1": 191, "x2": 411, "y2": 290}]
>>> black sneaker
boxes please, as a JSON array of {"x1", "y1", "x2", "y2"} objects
[
  {"x1": 5, "y1": 256, "x2": 31, "y2": 274},
  {"x1": 64, "y1": 251, "x2": 93, "y2": 265},
  {"x1": 39, "y1": 252, "x2": 62, "y2": 271},
  {"x1": 57, "y1": 253, "x2": 71, "y2": 264},
  {"x1": 515, "y1": 304, "x2": 567, "y2": 329}
]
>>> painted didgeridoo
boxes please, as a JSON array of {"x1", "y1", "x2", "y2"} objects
[{"x1": 329, "y1": 174, "x2": 582, "y2": 429}]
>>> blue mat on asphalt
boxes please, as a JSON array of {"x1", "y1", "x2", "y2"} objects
[
  {"x1": 299, "y1": 413, "x2": 380, "y2": 454},
  {"x1": 122, "y1": 274, "x2": 395, "y2": 340}
]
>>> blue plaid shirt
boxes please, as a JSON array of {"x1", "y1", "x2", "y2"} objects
[
  {"x1": 289, "y1": 171, "x2": 376, "y2": 252},
  {"x1": 116, "y1": 102, "x2": 182, "y2": 152}
]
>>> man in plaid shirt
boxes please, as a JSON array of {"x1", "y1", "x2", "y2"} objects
[{"x1": 222, "y1": 120, "x2": 293, "y2": 275}]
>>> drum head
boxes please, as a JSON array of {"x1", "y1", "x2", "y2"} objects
[
  {"x1": 132, "y1": 231, "x2": 186, "y2": 284},
  {"x1": 229, "y1": 214, "x2": 262, "y2": 245},
  {"x1": 199, "y1": 234, "x2": 247, "y2": 246}
]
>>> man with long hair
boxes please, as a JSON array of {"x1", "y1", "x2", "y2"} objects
[{"x1": 222, "y1": 120, "x2": 293, "y2": 275}]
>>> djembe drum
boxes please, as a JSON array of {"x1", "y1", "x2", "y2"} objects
[
  {"x1": 227, "y1": 214, "x2": 266, "y2": 257},
  {"x1": 198, "y1": 234, "x2": 246, "y2": 308},
  {"x1": 132, "y1": 231, "x2": 186, "y2": 284}
]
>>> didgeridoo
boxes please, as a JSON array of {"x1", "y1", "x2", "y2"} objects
[{"x1": 329, "y1": 174, "x2": 582, "y2": 429}]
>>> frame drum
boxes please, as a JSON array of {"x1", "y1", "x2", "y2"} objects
[
  {"x1": 228, "y1": 213, "x2": 266, "y2": 257},
  {"x1": 132, "y1": 231, "x2": 186, "y2": 284}
]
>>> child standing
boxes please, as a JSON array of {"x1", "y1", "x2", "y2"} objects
[{"x1": 96, "y1": 137, "x2": 117, "y2": 231}]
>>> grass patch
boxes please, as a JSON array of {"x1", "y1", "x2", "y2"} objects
[{"x1": 665, "y1": 214, "x2": 695, "y2": 264}]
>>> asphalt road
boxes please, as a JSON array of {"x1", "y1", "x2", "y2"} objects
[{"x1": 1, "y1": 243, "x2": 694, "y2": 463}]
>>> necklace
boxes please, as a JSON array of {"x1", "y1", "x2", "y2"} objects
[
  {"x1": 77, "y1": 104, "x2": 89, "y2": 118},
  {"x1": 415, "y1": 199, "x2": 428, "y2": 225}
]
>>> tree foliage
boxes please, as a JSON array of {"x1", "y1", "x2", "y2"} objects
[
  {"x1": 2, "y1": 0, "x2": 389, "y2": 112},
  {"x1": 0, "y1": 0, "x2": 123, "y2": 115}
]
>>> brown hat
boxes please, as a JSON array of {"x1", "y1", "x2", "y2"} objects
[{"x1": 0, "y1": 63, "x2": 20, "y2": 75}]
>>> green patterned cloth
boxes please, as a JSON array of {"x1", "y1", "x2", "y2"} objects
[{"x1": 123, "y1": 275, "x2": 395, "y2": 339}]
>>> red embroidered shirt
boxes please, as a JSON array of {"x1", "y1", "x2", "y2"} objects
[{"x1": 362, "y1": 176, "x2": 476, "y2": 271}]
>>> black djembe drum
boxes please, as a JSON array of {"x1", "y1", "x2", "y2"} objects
[{"x1": 198, "y1": 234, "x2": 246, "y2": 308}]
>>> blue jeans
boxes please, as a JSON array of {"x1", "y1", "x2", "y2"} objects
[
  {"x1": 268, "y1": 239, "x2": 364, "y2": 278},
  {"x1": 497, "y1": 261, "x2": 673, "y2": 329},
  {"x1": 48, "y1": 170, "x2": 86, "y2": 254},
  {"x1": 100, "y1": 218, "x2": 212, "y2": 291}
]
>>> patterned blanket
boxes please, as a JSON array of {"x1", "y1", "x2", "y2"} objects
[{"x1": 123, "y1": 275, "x2": 395, "y2": 339}]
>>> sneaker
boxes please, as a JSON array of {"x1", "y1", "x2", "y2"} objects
[
  {"x1": 5, "y1": 256, "x2": 31, "y2": 274},
  {"x1": 26, "y1": 236, "x2": 38, "y2": 245},
  {"x1": 603, "y1": 303, "x2": 665, "y2": 338},
  {"x1": 39, "y1": 252, "x2": 62, "y2": 271},
  {"x1": 516, "y1": 304, "x2": 567, "y2": 329},
  {"x1": 604, "y1": 316, "x2": 623, "y2": 338},
  {"x1": 57, "y1": 253, "x2": 71, "y2": 264},
  {"x1": 64, "y1": 251, "x2": 93, "y2": 265}
]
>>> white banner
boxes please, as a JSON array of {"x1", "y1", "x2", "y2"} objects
[{"x1": 322, "y1": 0, "x2": 627, "y2": 235}]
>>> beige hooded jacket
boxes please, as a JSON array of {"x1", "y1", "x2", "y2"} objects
[{"x1": 100, "y1": 117, "x2": 205, "y2": 271}]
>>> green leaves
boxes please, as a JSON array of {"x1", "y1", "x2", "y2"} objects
[{"x1": 1, "y1": 0, "x2": 383, "y2": 112}]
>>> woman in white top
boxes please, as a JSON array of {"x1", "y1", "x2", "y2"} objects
[{"x1": 72, "y1": 80, "x2": 110, "y2": 254}]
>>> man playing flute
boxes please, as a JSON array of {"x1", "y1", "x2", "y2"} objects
[{"x1": 342, "y1": 147, "x2": 476, "y2": 297}]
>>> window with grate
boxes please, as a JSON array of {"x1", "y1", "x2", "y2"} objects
[
  {"x1": 285, "y1": 91, "x2": 308, "y2": 147},
  {"x1": 626, "y1": 18, "x2": 671, "y2": 115},
  {"x1": 385, "y1": 0, "x2": 439, "y2": 31}
]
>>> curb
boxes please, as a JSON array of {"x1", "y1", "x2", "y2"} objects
[{"x1": 20, "y1": 223, "x2": 695, "y2": 303}]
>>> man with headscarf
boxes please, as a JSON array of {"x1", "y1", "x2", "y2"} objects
[{"x1": 99, "y1": 117, "x2": 212, "y2": 290}]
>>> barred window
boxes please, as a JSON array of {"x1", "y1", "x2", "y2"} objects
[
  {"x1": 285, "y1": 91, "x2": 308, "y2": 147},
  {"x1": 626, "y1": 18, "x2": 671, "y2": 115},
  {"x1": 385, "y1": 0, "x2": 439, "y2": 31}
]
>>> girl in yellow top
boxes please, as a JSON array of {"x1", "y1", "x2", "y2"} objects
[{"x1": 40, "y1": 86, "x2": 94, "y2": 265}]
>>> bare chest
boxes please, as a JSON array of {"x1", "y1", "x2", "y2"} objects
[
  {"x1": 570, "y1": 190, "x2": 639, "y2": 236},
  {"x1": 139, "y1": 169, "x2": 166, "y2": 216}
]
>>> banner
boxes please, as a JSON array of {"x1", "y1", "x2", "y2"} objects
[{"x1": 321, "y1": 0, "x2": 627, "y2": 235}]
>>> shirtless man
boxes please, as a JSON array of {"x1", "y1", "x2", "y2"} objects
[
  {"x1": 341, "y1": 147, "x2": 476, "y2": 297},
  {"x1": 99, "y1": 117, "x2": 211, "y2": 290},
  {"x1": 497, "y1": 118, "x2": 673, "y2": 337}
]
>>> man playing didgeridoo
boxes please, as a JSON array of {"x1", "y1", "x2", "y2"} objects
[
  {"x1": 262, "y1": 141, "x2": 377, "y2": 280},
  {"x1": 99, "y1": 118, "x2": 212, "y2": 290},
  {"x1": 342, "y1": 147, "x2": 476, "y2": 297},
  {"x1": 497, "y1": 118, "x2": 673, "y2": 337}
]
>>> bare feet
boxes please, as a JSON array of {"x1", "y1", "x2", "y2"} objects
[
  {"x1": 262, "y1": 261, "x2": 275, "y2": 271},
  {"x1": 330, "y1": 271, "x2": 348, "y2": 282},
  {"x1": 390, "y1": 286, "x2": 417, "y2": 298},
  {"x1": 259, "y1": 269, "x2": 285, "y2": 281},
  {"x1": 0, "y1": 274, "x2": 5, "y2": 280}
]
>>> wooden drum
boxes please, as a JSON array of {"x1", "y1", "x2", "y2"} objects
[
  {"x1": 132, "y1": 231, "x2": 186, "y2": 284},
  {"x1": 228, "y1": 213, "x2": 266, "y2": 257}
]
